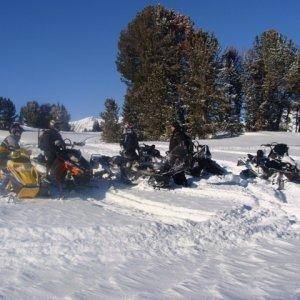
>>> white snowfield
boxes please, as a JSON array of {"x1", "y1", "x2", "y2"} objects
[
  {"x1": 69, "y1": 116, "x2": 102, "y2": 133},
  {"x1": 0, "y1": 130, "x2": 299, "y2": 299}
]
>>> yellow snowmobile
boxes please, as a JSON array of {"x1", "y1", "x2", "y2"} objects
[{"x1": 0, "y1": 148, "x2": 41, "y2": 198}]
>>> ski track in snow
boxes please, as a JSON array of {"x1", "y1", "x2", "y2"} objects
[{"x1": 0, "y1": 130, "x2": 299, "y2": 299}]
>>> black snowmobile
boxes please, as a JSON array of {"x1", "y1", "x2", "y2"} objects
[
  {"x1": 237, "y1": 142, "x2": 300, "y2": 189},
  {"x1": 148, "y1": 142, "x2": 226, "y2": 188},
  {"x1": 90, "y1": 143, "x2": 162, "y2": 181}
]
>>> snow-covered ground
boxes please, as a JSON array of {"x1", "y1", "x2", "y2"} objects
[{"x1": 0, "y1": 130, "x2": 299, "y2": 299}]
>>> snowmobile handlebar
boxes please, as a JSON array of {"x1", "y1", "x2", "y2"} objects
[{"x1": 63, "y1": 138, "x2": 85, "y2": 148}]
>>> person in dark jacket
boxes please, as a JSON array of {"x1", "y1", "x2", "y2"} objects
[
  {"x1": 168, "y1": 121, "x2": 192, "y2": 186},
  {"x1": 119, "y1": 123, "x2": 140, "y2": 182},
  {"x1": 120, "y1": 123, "x2": 140, "y2": 160},
  {"x1": 38, "y1": 120, "x2": 66, "y2": 171}
]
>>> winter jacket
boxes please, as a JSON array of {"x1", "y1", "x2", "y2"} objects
[
  {"x1": 169, "y1": 129, "x2": 192, "y2": 158},
  {"x1": 1, "y1": 135, "x2": 21, "y2": 151},
  {"x1": 120, "y1": 131, "x2": 139, "y2": 159},
  {"x1": 38, "y1": 128, "x2": 65, "y2": 154}
]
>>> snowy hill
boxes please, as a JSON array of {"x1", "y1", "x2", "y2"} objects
[
  {"x1": 0, "y1": 131, "x2": 299, "y2": 298},
  {"x1": 69, "y1": 116, "x2": 102, "y2": 133}
]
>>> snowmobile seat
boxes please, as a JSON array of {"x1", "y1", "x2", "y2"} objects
[{"x1": 270, "y1": 143, "x2": 289, "y2": 158}]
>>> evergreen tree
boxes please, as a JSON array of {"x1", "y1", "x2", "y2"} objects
[
  {"x1": 20, "y1": 101, "x2": 71, "y2": 130},
  {"x1": 100, "y1": 99, "x2": 121, "y2": 142},
  {"x1": 0, "y1": 97, "x2": 17, "y2": 129},
  {"x1": 20, "y1": 101, "x2": 41, "y2": 127},
  {"x1": 180, "y1": 29, "x2": 221, "y2": 137},
  {"x1": 39, "y1": 103, "x2": 52, "y2": 128},
  {"x1": 244, "y1": 29, "x2": 299, "y2": 131},
  {"x1": 117, "y1": 5, "x2": 193, "y2": 139},
  {"x1": 217, "y1": 47, "x2": 243, "y2": 134},
  {"x1": 50, "y1": 103, "x2": 71, "y2": 131}
]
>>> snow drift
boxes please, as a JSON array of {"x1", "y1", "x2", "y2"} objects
[{"x1": 0, "y1": 130, "x2": 299, "y2": 299}]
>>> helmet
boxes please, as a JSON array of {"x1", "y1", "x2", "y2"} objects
[
  {"x1": 49, "y1": 119, "x2": 57, "y2": 128},
  {"x1": 124, "y1": 123, "x2": 134, "y2": 129},
  {"x1": 124, "y1": 122, "x2": 134, "y2": 133},
  {"x1": 10, "y1": 122, "x2": 24, "y2": 136}
]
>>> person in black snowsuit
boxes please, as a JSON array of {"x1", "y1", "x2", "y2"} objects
[
  {"x1": 38, "y1": 120, "x2": 66, "y2": 172},
  {"x1": 168, "y1": 121, "x2": 193, "y2": 186},
  {"x1": 119, "y1": 123, "x2": 140, "y2": 182},
  {"x1": 120, "y1": 123, "x2": 139, "y2": 160}
]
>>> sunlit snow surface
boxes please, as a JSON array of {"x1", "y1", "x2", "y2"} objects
[{"x1": 0, "y1": 130, "x2": 299, "y2": 299}]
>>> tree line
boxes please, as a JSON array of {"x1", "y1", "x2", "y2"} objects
[
  {"x1": 1, "y1": 5, "x2": 299, "y2": 138},
  {"x1": 101, "y1": 5, "x2": 299, "y2": 141},
  {"x1": 0, "y1": 99, "x2": 71, "y2": 131}
]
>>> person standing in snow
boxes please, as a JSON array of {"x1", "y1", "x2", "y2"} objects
[
  {"x1": 119, "y1": 123, "x2": 140, "y2": 182},
  {"x1": 120, "y1": 123, "x2": 140, "y2": 160},
  {"x1": 168, "y1": 121, "x2": 192, "y2": 186}
]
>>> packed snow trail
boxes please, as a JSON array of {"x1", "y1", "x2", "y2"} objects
[{"x1": 0, "y1": 130, "x2": 299, "y2": 299}]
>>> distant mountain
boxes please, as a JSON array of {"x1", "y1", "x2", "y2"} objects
[{"x1": 69, "y1": 117, "x2": 102, "y2": 133}]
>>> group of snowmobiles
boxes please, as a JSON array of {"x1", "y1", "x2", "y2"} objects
[
  {"x1": 0, "y1": 121, "x2": 299, "y2": 199},
  {"x1": 238, "y1": 142, "x2": 300, "y2": 189}
]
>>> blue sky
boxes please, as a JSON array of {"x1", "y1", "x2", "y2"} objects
[{"x1": 0, "y1": 0, "x2": 299, "y2": 121}]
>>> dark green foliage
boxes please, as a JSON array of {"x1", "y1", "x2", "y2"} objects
[
  {"x1": 20, "y1": 101, "x2": 71, "y2": 130},
  {"x1": 244, "y1": 29, "x2": 299, "y2": 131},
  {"x1": 117, "y1": 5, "x2": 193, "y2": 139},
  {"x1": 39, "y1": 103, "x2": 52, "y2": 129},
  {"x1": 117, "y1": 5, "x2": 241, "y2": 139},
  {"x1": 20, "y1": 101, "x2": 41, "y2": 128},
  {"x1": 117, "y1": 6, "x2": 300, "y2": 136},
  {"x1": 0, "y1": 97, "x2": 17, "y2": 129},
  {"x1": 180, "y1": 29, "x2": 221, "y2": 138},
  {"x1": 217, "y1": 47, "x2": 244, "y2": 134},
  {"x1": 50, "y1": 103, "x2": 71, "y2": 131},
  {"x1": 100, "y1": 99, "x2": 121, "y2": 142}
]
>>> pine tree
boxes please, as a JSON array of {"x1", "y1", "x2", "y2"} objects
[
  {"x1": 20, "y1": 101, "x2": 41, "y2": 127},
  {"x1": 39, "y1": 103, "x2": 52, "y2": 128},
  {"x1": 180, "y1": 29, "x2": 221, "y2": 138},
  {"x1": 117, "y1": 5, "x2": 193, "y2": 139},
  {"x1": 0, "y1": 97, "x2": 17, "y2": 129},
  {"x1": 217, "y1": 47, "x2": 243, "y2": 134},
  {"x1": 244, "y1": 29, "x2": 299, "y2": 131},
  {"x1": 20, "y1": 101, "x2": 71, "y2": 130},
  {"x1": 100, "y1": 99, "x2": 121, "y2": 142},
  {"x1": 284, "y1": 55, "x2": 300, "y2": 131},
  {"x1": 50, "y1": 103, "x2": 71, "y2": 131}
]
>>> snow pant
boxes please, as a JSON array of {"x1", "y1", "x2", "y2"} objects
[
  {"x1": 44, "y1": 152, "x2": 57, "y2": 170},
  {"x1": 115, "y1": 155, "x2": 138, "y2": 180},
  {"x1": 169, "y1": 154, "x2": 188, "y2": 186}
]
